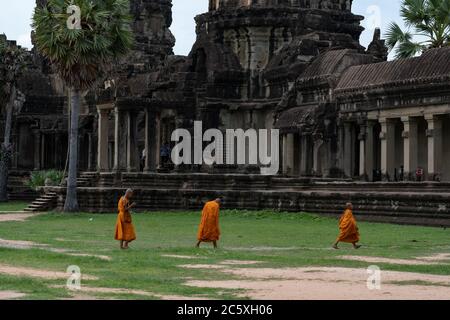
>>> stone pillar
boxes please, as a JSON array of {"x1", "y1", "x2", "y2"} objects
[
  {"x1": 337, "y1": 123, "x2": 345, "y2": 175},
  {"x1": 282, "y1": 133, "x2": 294, "y2": 175},
  {"x1": 343, "y1": 122, "x2": 352, "y2": 177},
  {"x1": 33, "y1": 130, "x2": 41, "y2": 170},
  {"x1": 144, "y1": 108, "x2": 161, "y2": 172},
  {"x1": 401, "y1": 116, "x2": 418, "y2": 180},
  {"x1": 40, "y1": 133, "x2": 46, "y2": 170},
  {"x1": 380, "y1": 118, "x2": 395, "y2": 181},
  {"x1": 127, "y1": 111, "x2": 140, "y2": 172},
  {"x1": 300, "y1": 134, "x2": 309, "y2": 176},
  {"x1": 425, "y1": 114, "x2": 443, "y2": 181},
  {"x1": 97, "y1": 108, "x2": 110, "y2": 172},
  {"x1": 87, "y1": 133, "x2": 93, "y2": 171},
  {"x1": 365, "y1": 121, "x2": 375, "y2": 181},
  {"x1": 358, "y1": 125, "x2": 366, "y2": 178},
  {"x1": 113, "y1": 107, "x2": 127, "y2": 171},
  {"x1": 313, "y1": 138, "x2": 324, "y2": 176}
]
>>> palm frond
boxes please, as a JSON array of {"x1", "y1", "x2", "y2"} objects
[{"x1": 32, "y1": 0, "x2": 134, "y2": 90}]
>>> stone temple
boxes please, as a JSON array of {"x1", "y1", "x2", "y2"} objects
[{"x1": 2, "y1": 0, "x2": 450, "y2": 225}]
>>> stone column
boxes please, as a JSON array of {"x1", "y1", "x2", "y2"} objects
[
  {"x1": 401, "y1": 116, "x2": 418, "y2": 180},
  {"x1": 358, "y1": 125, "x2": 366, "y2": 178},
  {"x1": 337, "y1": 122, "x2": 345, "y2": 175},
  {"x1": 87, "y1": 133, "x2": 93, "y2": 171},
  {"x1": 113, "y1": 107, "x2": 127, "y2": 171},
  {"x1": 313, "y1": 138, "x2": 324, "y2": 176},
  {"x1": 40, "y1": 133, "x2": 46, "y2": 170},
  {"x1": 425, "y1": 114, "x2": 443, "y2": 181},
  {"x1": 365, "y1": 121, "x2": 375, "y2": 181},
  {"x1": 144, "y1": 108, "x2": 161, "y2": 172},
  {"x1": 33, "y1": 130, "x2": 41, "y2": 170},
  {"x1": 300, "y1": 134, "x2": 309, "y2": 176},
  {"x1": 97, "y1": 108, "x2": 110, "y2": 172},
  {"x1": 343, "y1": 122, "x2": 352, "y2": 177},
  {"x1": 380, "y1": 118, "x2": 395, "y2": 181},
  {"x1": 282, "y1": 133, "x2": 294, "y2": 175},
  {"x1": 127, "y1": 111, "x2": 140, "y2": 172}
]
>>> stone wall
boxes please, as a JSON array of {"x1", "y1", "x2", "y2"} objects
[{"x1": 49, "y1": 173, "x2": 450, "y2": 226}]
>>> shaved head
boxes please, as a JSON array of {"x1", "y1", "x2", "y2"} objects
[{"x1": 125, "y1": 189, "x2": 134, "y2": 198}]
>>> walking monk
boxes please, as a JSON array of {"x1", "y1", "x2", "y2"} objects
[
  {"x1": 333, "y1": 202, "x2": 361, "y2": 249},
  {"x1": 196, "y1": 198, "x2": 222, "y2": 249},
  {"x1": 115, "y1": 189, "x2": 136, "y2": 250}
]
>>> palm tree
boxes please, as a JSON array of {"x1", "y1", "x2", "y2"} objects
[
  {"x1": 386, "y1": 0, "x2": 450, "y2": 59},
  {"x1": 32, "y1": 0, "x2": 133, "y2": 212},
  {"x1": 0, "y1": 35, "x2": 27, "y2": 202}
]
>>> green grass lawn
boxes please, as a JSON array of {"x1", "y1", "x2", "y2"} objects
[
  {"x1": 0, "y1": 210, "x2": 449, "y2": 299},
  {"x1": 0, "y1": 201, "x2": 28, "y2": 212}
]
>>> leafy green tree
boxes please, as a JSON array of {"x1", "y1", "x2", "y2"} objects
[
  {"x1": 386, "y1": 0, "x2": 450, "y2": 59},
  {"x1": 32, "y1": 0, "x2": 133, "y2": 212}
]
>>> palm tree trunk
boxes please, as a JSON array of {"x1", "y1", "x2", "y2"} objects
[
  {"x1": 0, "y1": 87, "x2": 17, "y2": 202},
  {"x1": 63, "y1": 87, "x2": 80, "y2": 212}
]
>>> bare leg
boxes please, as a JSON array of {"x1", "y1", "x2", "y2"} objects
[
  {"x1": 123, "y1": 241, "x2": 130, "y2": 249},
  {"x1": 213, "y1": 241, "x2": 217, "y2": 249},
  {"x1": 353, "y1": 242, "x2": 361, "y2": 249},
  {"x1": 120, "y1": 240, "x2": 124, "y2": 249}
]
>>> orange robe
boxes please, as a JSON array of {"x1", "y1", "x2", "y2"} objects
[
  {"x1": 114, "y1": 196, "x2": 136, "y2": 242},
  {"x1": 197, "y1": 201, "x2": 220, "y2": 242},
  {"x1": 336, "y1": 209, "x2": 360, "y2": 243}
]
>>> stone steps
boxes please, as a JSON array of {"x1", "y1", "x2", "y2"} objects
[{"x1": 24, "y1": 191, "x2": 58, "y2": 212}]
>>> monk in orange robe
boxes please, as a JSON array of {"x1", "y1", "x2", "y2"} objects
[
  {"x1": 333, "y1": 202, "x2": 361, "y2": 249},
  {"x1": 196, "y1": 198, "x2": 222, "y2": 249},
  {"x1": 115, "y1": 189, "x2": 137, "y2": 249}
]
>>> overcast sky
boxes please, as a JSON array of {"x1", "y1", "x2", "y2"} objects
[{"x1": 0, "y1": 0, "x2": 404, "y2": 57}]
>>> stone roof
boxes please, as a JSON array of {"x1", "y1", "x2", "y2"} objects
[
  {"x1": 296, "y1": 48, "x2": 373, "y2": 87},
  {"x1": 274, "y1": 105, "x2": 317, "y2": 131},
  {"x1": 336, "y1": 46, "x2": 450, "y2": 94}
]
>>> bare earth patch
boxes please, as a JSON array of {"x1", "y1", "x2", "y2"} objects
[
  {"x1": 0, "y1": 290, "x2": 26, "y2": 300},
  {"x1": 0, "y1": 238, "x2": 111, "y2": 261},
  {"x1": 162, "y1": 254, "x2": 204, "y2": 260},
  {"x1": 228, "y1": 246, "x2": 302, "y2": 252},
  {"x1": 418, "y1": 253, "x2": 450, "y2": 262},
  {"x1": 53, "y1": 285, "x2": 209, "y2": 300},
  {"x1": 0, "y1": 264, "x2": 98, "y2": 280},
  {"x1": 338, "y1": 255, "x2": 447, "y2": 266},
  {"x1": 0, "y1": 238, "x2": 48, "y2": 250},
  {"x1": 180, "y1": 264, "x2": 226, "y2": 270},
  {"x1": 182, "y1": 265, "x2": 450, "y2": 300},
  {"x1": 220, "y1": 260, "x2": 262, "y2": 265},
  {"x1": 0, "y1": 213, "x2": 38, "y2": 223}
]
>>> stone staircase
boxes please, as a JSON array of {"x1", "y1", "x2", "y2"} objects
[
  {"x1": 24, "y1": 191, "x2": 58, "y2": 212},
  {"x1": 23, "y1": 172, "x2": 99, "y2": 212},
  {"x1": 77, "y1": 172, "x2": 99, "y2": 187}
]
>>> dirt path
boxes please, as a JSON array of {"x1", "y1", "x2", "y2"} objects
[
  {"x1": 0, "y1": 264, "x2": 98, "y2": 280},
  {"x1": 0, "y1": 238, "x2": 111, "y2": 261},
  {"x1": 0, "y1": 290, "x2": 26, "y2": 300},
  {"x1": 52, "y1": 285, "x2": 210, "y2": 300},
  {"x1": 338, "y1": 255, "x2": 449, "y2": 266},
  {"x1": 0, "y1": 213, "x2": 38, "y2": 223},
  {"x1": 182, "y1": 265, "x2": 450, "y2": 300}
]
